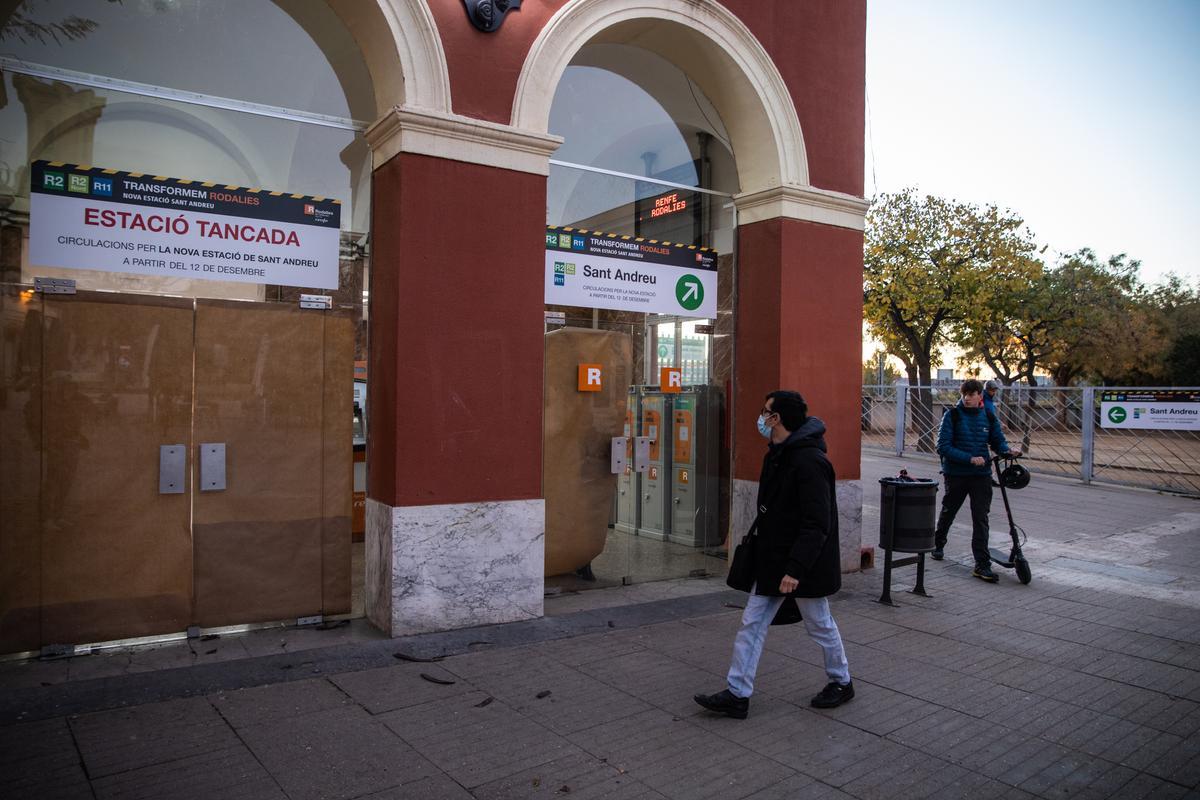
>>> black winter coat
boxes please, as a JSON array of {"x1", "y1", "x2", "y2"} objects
[{"x1": 751, "y1": 417, "x2": 842, "y2": 599}]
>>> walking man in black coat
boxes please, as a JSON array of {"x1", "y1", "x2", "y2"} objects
[{"x1": 694, "y1": 390, "x2": 853, "y2": 719}]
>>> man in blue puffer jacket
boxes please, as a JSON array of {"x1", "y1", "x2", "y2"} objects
[{"x1": 931, "y1": 379, "x2": 1019, "y2": 581}]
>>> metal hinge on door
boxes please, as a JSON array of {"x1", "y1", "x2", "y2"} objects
[
  {"x1": 299, "y1": 294, "x2": 332, "y2": 310},
  {"x1": 33, "y1": 277, "x2": 76, "y2": 294}
]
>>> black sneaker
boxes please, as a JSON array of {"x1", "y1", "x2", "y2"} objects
[
  {"x1": 973, "y1": 565, "x2": 999, "y2": 582},
  {"x1": 811, "y1": 680, "x2": 854, "y2": 709},
  {"x1": 930, "y1": 547, "x2": 944, "y2": 561},
  {"x1": 693, "y1": 689, "x2": 749, "y2": 719}
]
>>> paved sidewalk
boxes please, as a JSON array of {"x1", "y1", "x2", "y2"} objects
[{"x1": 2, "y1": 453, "x2": 1199, "y2": 799}]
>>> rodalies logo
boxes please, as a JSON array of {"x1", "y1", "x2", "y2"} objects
[{"x1": 553, "y1": 261, "x2": 575, "y2": 286}]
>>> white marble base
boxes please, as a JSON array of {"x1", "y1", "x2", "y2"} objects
[
  {"x1": 365, "y1": 498, "x2": 545, "y2": 637},
  {"x1": 837, "y1": 480, "x2": 864, "y2": 573},
  {"x1": 731, "y1": 477, "x2": 864, "y2": 574}
]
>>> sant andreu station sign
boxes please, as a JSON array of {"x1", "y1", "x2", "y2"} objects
[{"x1": 545, "y1": 225, "x2": 718, "y2": 318}]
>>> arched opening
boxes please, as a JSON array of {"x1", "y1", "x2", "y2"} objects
[
  {"x1": 0, "y1": 0, "x2": 446, "y2": 654},
  {"x1": 531, "y1": 3, "x2": 801, "y2": 593},
  {"x1": 514, "y1": 0, "x2": 808, "y2": 196}
]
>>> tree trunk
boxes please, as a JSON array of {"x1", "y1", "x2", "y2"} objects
[{"x1": 914, "y1": 359, "x2": 937, "y2": 453}]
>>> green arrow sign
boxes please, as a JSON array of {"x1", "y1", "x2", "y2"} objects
[
  {"x1": 1107, "y1": 406, "x2": 1127, "y2": 423},
  {"x1": 675, "y1": 275, "x2": 704, "y2": 311}
]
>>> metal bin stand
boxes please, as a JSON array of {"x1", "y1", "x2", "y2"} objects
[{"x1": 877, "y1": 477, "x2": 938, "y2": 605}]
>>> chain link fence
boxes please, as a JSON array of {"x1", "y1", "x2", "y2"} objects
[{"x1": 862, "y1": 385, "x2": 1200, "y2": 496}]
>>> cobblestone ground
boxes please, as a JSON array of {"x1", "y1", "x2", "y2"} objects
[{"x1": 2, "y1": 452, "x2": 1198, "y2": 799}]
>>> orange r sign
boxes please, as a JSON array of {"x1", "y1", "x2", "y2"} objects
[
  {"x1": 578, "y1": 363, "x2": 603, "y2": 391},
  {"x1": 661, "y1": 367, "x2": 682, "y2": 393}
]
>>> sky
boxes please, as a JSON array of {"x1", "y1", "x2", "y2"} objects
[{"x1": 866, "y1": 0, "x2": 1200, "y2": 287}]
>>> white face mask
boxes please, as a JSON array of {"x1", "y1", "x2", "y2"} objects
[{"x1": 757, "y1": 414, "x2": 774, "y2": 439}]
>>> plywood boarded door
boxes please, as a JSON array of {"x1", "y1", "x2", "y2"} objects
[
  {"x1": 37, "y1": 291, "x2": 196, "y2": 646},
  {"x1": 192, "y1": 300, "x2": 352, "y2": 627}
]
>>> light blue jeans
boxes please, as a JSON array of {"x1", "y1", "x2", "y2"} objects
[{"x1": 727, "y1": 586, "x2": 851, "y2": 698}]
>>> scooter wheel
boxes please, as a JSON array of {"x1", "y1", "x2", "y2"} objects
[{"x1": 1015, "y1": 559, "x2": 1032, "y2": 585}]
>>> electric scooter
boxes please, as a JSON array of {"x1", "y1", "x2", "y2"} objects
[{"x1": 988, "y1": 454, "x2": 1032, "y2": 584}]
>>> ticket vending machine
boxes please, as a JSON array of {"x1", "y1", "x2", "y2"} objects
[
  {"x1": 668, "y1": 385, "x2": 721, "y2": 547},
  {"x1": 637, "y1": 388, "x2": 669, "y2": 539},
  {"x1": 614, "y1": 388, "x2": 639, "y2": 536}
]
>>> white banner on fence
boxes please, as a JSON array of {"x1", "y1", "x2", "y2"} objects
[{"x1": 1100, "y1": 390, "x2": 1200, "y2": 430}]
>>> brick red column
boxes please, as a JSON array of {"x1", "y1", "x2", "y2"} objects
[
  {"x1": 733, "y1": 217, "x2": 863, "y2": 481},
  {"x1": 368, "y1": 153, "x2": 545, "y2": 507}
]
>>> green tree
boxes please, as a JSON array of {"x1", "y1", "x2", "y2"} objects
[
  {"x1": 864, "y1": 189, "x2": 1039, "y2": 450},
  {"x1": 1039, "y1": 250, "x2": 1146, "y2": 387},
  {"x1": 862, "y1": 350, "x2": 901, "y2": 386},
  {"x1": 1146, "y1": 275, "x2": 1200, "y2": 386}
]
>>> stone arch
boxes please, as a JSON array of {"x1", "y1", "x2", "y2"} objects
[
  {"x1": 512, "y1": 0, "x2": 807, "y2": 196},
  {"x1": 327, "y1": 0, "x2": 451, "y2": 116}
]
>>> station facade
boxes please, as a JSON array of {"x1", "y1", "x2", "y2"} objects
[{"x1": 0, "y1": 0, "x2": 866, "y2": 653}]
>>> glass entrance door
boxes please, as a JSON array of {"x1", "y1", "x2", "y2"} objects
[{"x1": 543, "y1": 162, "x2": 736, "y2": 592}]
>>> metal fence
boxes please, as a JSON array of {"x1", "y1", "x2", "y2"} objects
[{"x1": 862, "y1": 385, "x2": 1200, "y2": 496}]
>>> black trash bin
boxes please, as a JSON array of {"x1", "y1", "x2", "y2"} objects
[{"x1": 878, "y1": 477, "x2": 938, "y2": 553}]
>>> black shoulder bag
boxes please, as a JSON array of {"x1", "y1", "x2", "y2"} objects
[{"x1": 725, "y1": 512, "x2": 762, "y2": 592}]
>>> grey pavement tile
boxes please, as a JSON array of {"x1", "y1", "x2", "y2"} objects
[
  {"x1": 566, "y1": 708, "x2": 794, "y2": 800},
  {"x1": 445, "y1": 656, "x2": 652, "y2": 736},
  {"x1": 825, "y1": 611, "x2": 908, "y2": 646},
  {"x1": 119, "y1": 638, "x2": 256, "y2": 675},
  {"x1": 435, "y1": 644, "x2": 546, "y2": 682},
  {"x1": 908, "y1": 762, "x2": 1038, "y2": 800},
  {"x1": 638, "y1": 619, "x2": 749, "y2": 675},
  {"x1": 798, "y1": 680, "x2": 939, "y2": 737},
  {"x1": 1112, "y1": 726, "x2": 1186, "y2": 774},
  {"x1": 1108, "y1": 771, "x2": 1192, "y2": 800},
  {"x1": 0, "y1": 717, "x2": 93, "y2": 800},
  {"x1": 986, "y1": 692, "x2": 1079, "y2": 738},
  {"x1": 352, "y1": 774, "x2": 474, "y2": 799},
  {"x1": 63, "y1": 651, "x2": 139, "y2": 682},
  {"x1": 740, "y1": 772, "x2": 855, "y2": 800},
  {"x1": 1142, "y1": 732, "x2": 1200, "y2": 788},
  {"x1": 469, "y1": 750, "x2": 667, "y2": 800},
  {"x1": 210, "y1": 677, "x2": 355, "y2": 729},
  {"x1": 1025, "y1": 758, "x2": 1140, "y2": 800},
  {"x1": 379, "y1": 690, "x2": 581, "y2": 789},
  {"x1": 70, "y1": 696, "x2": 240, "y2": 779},
  {"x1": 530, "y1": 630, "x2": 647, "y2": 668},
  {"x1": 1014, "y1": 749, "x2": 1101, "y2": 798},
  {"x1": 90, "y1": 742, "x2": 286, "y2": 800},
  {"x1": 238, "y1": 704, "x2": 438, "y2": 800},
  {"x1": 884, "y1": 706, "x2": 977, "y2": 754},
  {"x1": 0, "y1": 656, "x2": 70, "y2": 690},
  {"x1": 1153, "y1": 700, "x2": 1200, "y2": 739},
  {"x1": 329, "y1": 662, "x2": 475, "y2": 715},
  {"x1": 947, "y1": 727, "x2": 1033, "y2": 775},
  {"x1": 575, "y1": 647, "x2": 726, "y2": 718},
  {"x1": 795, "y1": 733, "x2": 922, "y2": 789},
  {"x1": 836, "y1": 752, "x2": 962, "y2": 800},
  {"x1": 749, "y1": 653, "x2": 843, "y2": 701},
  {"x1": 975, "y1": 735, "x2": 1076, "y2": 788},
  {"x1": 699, "y1": 702, "x2": 882, "y2": 785}
]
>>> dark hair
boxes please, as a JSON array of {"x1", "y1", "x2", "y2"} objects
[
  {"x1": 765, "y1": 390, "x2": 807, "y2": 431},
  {"x1": 960, "y1": 379, "x2": 984, "y2": 396}
]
